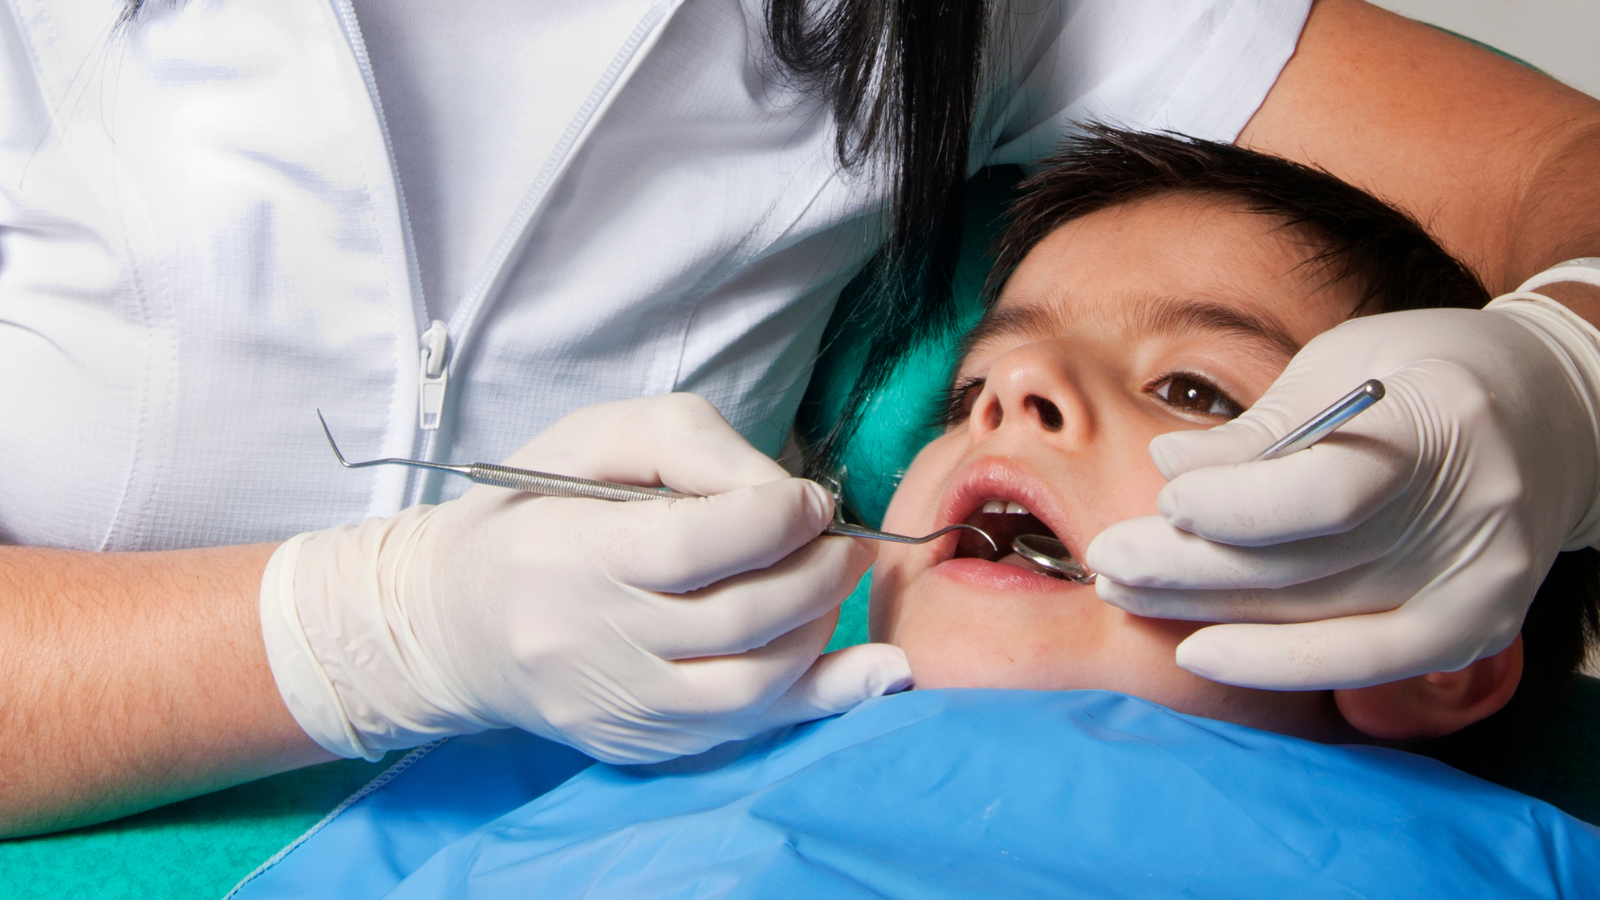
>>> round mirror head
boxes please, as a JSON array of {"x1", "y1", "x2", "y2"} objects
[{"x1": 1010, "y1": 534, "x2": 1096, "y2": 584}]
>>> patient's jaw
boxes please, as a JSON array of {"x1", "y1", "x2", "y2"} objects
[{"x1": 869, "y1": 193, "x2": 1514, "y2": 743}]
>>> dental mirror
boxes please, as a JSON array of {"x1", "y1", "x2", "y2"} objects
[{"x1": 1011, "y1": 534, "x2": 1097, "y2": 583}]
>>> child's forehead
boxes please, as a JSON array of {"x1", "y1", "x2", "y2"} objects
[
  {"x1": 960, "y1": 193, "x2": 1356, "y2": 368},
  {"x1": 1006, "y1": 192, "x2": 1319, "y2": 298}
]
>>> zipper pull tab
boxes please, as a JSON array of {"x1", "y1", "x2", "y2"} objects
[{"x1": 418, "y1": 319, "x2": 449, "y2": 431}]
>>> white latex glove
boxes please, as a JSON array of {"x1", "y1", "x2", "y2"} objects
[
  {"x1": 1086, "y1": 267, "x2": 1600, "y2": 690},
  {"x1": 260, "y1": 393, "x2": 908, "y2": 763}
]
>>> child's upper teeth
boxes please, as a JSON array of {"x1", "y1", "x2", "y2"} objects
[{"x1": 979, "y1": 499, "x2": 1031, "y2": 514}]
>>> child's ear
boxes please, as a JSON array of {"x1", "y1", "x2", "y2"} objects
[{"x1": 1333, "y1": 636, "x2": 1523, "y2": 741}]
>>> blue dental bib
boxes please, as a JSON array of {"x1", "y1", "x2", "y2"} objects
[{"x1": 233, "y1": 690, "x2": 1600, "y2": 899}]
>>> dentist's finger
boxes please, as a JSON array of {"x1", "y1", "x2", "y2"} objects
[
  {"x1": 648, "y1": 613, "x2": 841, "y2": 720},
  {"x1": 591, "y1": 478, "x2": 839, "y2": 592},
  {"x1": 575, "y1": 615, "x2": 839, "y2": 764},
  {"x1": 1093, "y1": 568, "x2": 1406, "y2": 624},
  {"x1": 1085, "y1": 514, "x2": 1395, "y2": 591},
  {"x1": 509, "y1": 393, "x2": 794, "y2": 495},
  {"x1": 606, "y1": 642, "x2": 913, "y2": 765},
  {"x1": 1173, "y1": 538, "x2": 1530, "y2": 689},
  {"x1": 618, "y1": 535, "x2": 874, "y2": 660},
  {"x1": 734, "y1": 643, "x2": 913, "y2": 733},
  {"x1": 1155, "y1": 440, "x2": 1410, "y2": 546},
  {"x1": 1147, "y1": 411, "x2": 1284, "y2": 479}
]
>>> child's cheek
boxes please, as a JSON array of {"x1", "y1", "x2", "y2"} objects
[
  {"x1": 873, "y1": 435, "x2": 967, "y2": 643},
  {"x1": 1076, "y1": 423, "x2": 1190, "y2": 539},
  {"x1": 880, "y1": 432, "x2": 966, "y2": 535}
]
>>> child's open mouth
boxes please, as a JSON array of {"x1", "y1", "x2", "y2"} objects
[
  {"x1": 931, "y1": 457, "x2": 1087, "y2": 584},
  {"x1": 954, "y1": 501, "x2": 1061, "y2": 572}
]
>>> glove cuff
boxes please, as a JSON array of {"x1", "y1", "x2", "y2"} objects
[
  {"x1": 1517, "y1": 257, "x2": 1600, "y2": 293},
  {"x1": 260, "y1": 510, "x2": 500, "y2": 761},
  {"x1": 259, "y1": 532, "x2": 378, "y2": 760},
  {"x1": 1487, "y1": 273, "x2": 1600, "y2": 550}
]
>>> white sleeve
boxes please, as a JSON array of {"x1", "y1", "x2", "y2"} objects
[{"x1": 974, "y1": 0, "x2": 1313, "y2": 170}]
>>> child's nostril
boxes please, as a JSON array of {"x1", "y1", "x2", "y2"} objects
[
  {"x1": 983, "y1": 396, "x2": 1003, "y2": 431},
  {"x1": 1025, "y1": 395, "x2": 1064, "y2": 432}
]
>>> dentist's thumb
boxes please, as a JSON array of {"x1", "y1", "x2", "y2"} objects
[{"x1": 744, "y1": 643, "x2": 913, "y2": 730}]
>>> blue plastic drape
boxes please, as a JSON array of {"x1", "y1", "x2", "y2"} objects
[{"x1": 235, "y1": 690, "x2": 1600, "y2": 899}]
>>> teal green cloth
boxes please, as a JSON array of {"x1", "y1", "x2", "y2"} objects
[
  {"x1": 824, "y1": 569, "x2": 875, "y2": 653},
  {"x1": 0, "y1": 754, "x2": 401, "y2": 900}
]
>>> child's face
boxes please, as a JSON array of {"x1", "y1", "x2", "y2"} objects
[{"x1": 871, "y1": 193, "x2": 1367, "y2": 739}]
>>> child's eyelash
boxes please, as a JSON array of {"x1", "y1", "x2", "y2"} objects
[{"x1": 938, "y1": 376, "x2": 986, "y2": 428}]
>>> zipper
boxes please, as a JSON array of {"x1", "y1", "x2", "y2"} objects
[
  {"x1": 418, "y1": 319, "x2": 449, "y2": 430},
  {"x1": 329, "y1": 0, "x2": 444, "y2": 498},
  {"x1": 330, "y1": 0, "x2": 685, "y2": 499}
]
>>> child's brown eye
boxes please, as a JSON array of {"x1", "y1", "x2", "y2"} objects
[{"x1": 1151, "y1": 374, "x2": 1242, "y2": 419}]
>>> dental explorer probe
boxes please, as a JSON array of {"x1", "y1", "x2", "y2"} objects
[
  {"x1": 1011, "y1": 378, "x2": 1387, "y2": 582},
  {"x1": 316, "y1": 412, "x2": 997, "y2": 551}
]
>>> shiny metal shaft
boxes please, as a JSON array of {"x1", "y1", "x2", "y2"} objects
[
  {"x1": 465, "y1": 463, "x2": 687, "y2": 501},
  {"x1": 317, "y1": 412, "x2": 994, "y2": 550},
  {"x1": 1253, "y1": 379, "x2": 1386, "y2": 461}
]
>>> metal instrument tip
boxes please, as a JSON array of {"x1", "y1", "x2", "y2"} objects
[{"x1": 316, "y1": 410, "x2": 355, "y2": 468}]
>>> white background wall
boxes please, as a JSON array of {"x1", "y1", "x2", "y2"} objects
[{"x1": 1370, "y1": 0, "x2": 1599, "y2": 98}]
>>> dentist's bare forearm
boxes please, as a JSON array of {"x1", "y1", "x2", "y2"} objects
[
  {"x1": 1242, "y1": 0, "x2": 1600, "y2": 292},
  {"x1": 0, "y1": 544, "x2": 333, "y2": 838}
]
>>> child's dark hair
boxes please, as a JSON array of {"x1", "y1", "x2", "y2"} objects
[
  {"x1": 987, "y1": 126, "x2": 1600, "y2": 779},
  {"x1": 985, "y1": 125, "x2": 1489, "y2": 314}
]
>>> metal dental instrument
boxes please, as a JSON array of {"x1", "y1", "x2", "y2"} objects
[
  {"x1": 1012, "y1": 378, "x2": 1387, "y2": 582},
  {"x1": 1011, "y1": 534, "x2": 1098, "y2": 584},
  {"x1": 1250, "y1": 378, "x2": 1386, "y2": 462},
  {"x1": 317, "y1": 411, "x2": 997, "y2": 551}
]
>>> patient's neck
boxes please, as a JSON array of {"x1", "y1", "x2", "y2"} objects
[{"x1": 1179, "y1": 686, "x2": 1364, "y2": 744}]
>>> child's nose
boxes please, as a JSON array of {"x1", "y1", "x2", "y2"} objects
[{"x1": 969, "y1": 343, "x2": 1092, "y2": 445}]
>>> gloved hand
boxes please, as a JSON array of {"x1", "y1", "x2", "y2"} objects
[
  {"x1": 1085, "y1": 280, "x2": 1600, "y2": 690},
  {"x1": 260, "y1": 393, "x2": 907, "y2": 763}
]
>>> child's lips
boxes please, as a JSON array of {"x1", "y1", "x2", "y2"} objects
[
  {"x1": 933, "y1": 457, "x2": 1086, "y2": 569},
  {"x1": 932, "y1": 555, "x2": 1087, "y2": 594}
]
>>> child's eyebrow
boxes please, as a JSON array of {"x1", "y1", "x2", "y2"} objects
[
  {"x1": 961, "y1": 295, "x2": 1302, "y2": 364},
  {"x1": 1132, "y1": 297, "x2": 1302, "y2": 360}
]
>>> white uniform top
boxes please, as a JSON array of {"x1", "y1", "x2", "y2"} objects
[{"x1": 0, "y1": 0, "x2": 1309, "y2": 552}]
